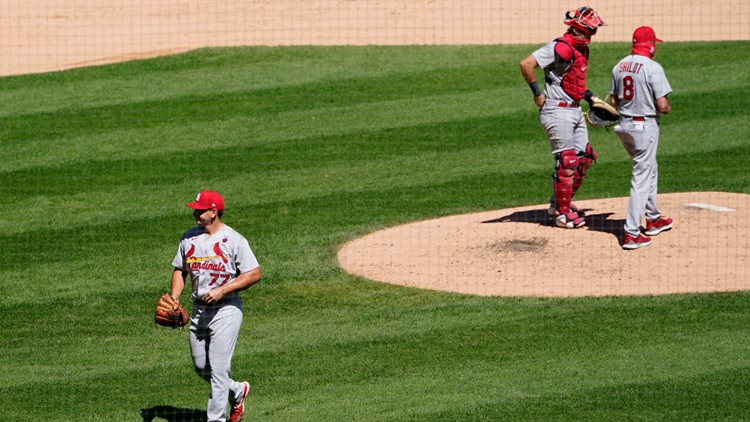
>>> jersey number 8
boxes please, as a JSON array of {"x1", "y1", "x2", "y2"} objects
[{"x1": 623, "y1": 75, "x2": 635, "y2": 100}]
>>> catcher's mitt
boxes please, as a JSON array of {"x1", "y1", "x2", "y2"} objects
[
  {"x1": 154, "y1": 293, "x2": 189, "y2": 329},
  {"x1": 586, "y1": 97, "x2": 619, "y2": 127}
]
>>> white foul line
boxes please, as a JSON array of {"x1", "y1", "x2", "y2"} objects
[{"x1": 686, "y1": 203, "x2": 736, "y2": 212}]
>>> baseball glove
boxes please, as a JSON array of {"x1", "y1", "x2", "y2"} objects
[
  {"x1": 586, "y1": 97, "x2": 619, "y2": 127},
  {"x1": 154, "y1": 293, "x2": 189, "y2": 329}
]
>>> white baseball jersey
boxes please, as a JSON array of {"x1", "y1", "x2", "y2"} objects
[
  {"x1": 610, "y1": 54, "x2": 671, "y2": 117},
  {"x1": 173, "y1": 224, "x2": 259, "y2": 303},
  {"x1": 532, "y1": 41, "x2": 577, "y2": 102}
]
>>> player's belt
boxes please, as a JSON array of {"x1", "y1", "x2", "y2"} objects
[
  {"x1": 195, "y1": 297, "x2": 232, "y2": 307},
  {"x1": 621, "y1": 116, "x2": 646, "y2": 121},
  {"x1": 557, "y1": 101, "x2": 580, "y2": 108}
]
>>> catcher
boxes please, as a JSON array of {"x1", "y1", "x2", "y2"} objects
[{"x1": 519, "y1": 6, "x2": 607, "y2": 229}]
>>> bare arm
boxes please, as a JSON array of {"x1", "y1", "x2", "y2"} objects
[
  {"x1": 520, "y1": 54, "x2": 546, "y2": 107},
  {"x1": 656, "y1": 96, "x2": 671, "y2": 114},
  {"x1": 201, "y1": 267, "x2": 262, "y2": 305},
  {"x1": 171, "y1": 268, "x2": 188, "y2": 303},
  {"x1": 519, "y1": 55, "x2": 539, "y2": 84}
]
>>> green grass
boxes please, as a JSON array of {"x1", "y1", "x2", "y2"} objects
[{"x1": 1, "y1": 42, "x2": 749, "y2": 421}]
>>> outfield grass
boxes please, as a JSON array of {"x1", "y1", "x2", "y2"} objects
[{"x1": 1, "y1": 42, "x2": 749, "y2": 421}]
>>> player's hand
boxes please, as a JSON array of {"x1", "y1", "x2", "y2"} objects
[
  {"x1": 534, "y1": 94, "x2": 546, "y2": 108},
  {"x1": 202, "y1": 288, "x2": 225, "y2": 305}
]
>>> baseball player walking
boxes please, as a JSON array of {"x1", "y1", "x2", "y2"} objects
[
  {"x1": 609, "y1": 27, "x2": 674, "y2": 249},
  {"x1": 519, "y1": 6, "x2": 607, "y2": 229},
  {"x1": 170, "y1": 190, "x2": 261, "y2": 422}
]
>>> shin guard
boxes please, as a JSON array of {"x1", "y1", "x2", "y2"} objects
[{"x1": 552, "y1": 150, "x2": 579, "y2": 214}]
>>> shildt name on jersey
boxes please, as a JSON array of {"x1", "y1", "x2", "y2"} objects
[{"x1": 617, "y1": 61, "x2": 644, "y2": 74}]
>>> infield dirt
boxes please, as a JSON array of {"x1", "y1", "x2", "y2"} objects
[{"x1": 339, "y1": 192, "x2": 750, "y2": 297}]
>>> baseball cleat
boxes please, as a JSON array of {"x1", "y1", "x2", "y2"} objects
[
  {"x1": 230, "y1": 381, "x2": 251, "y2": 422},
  {"x1": 622, "y1": 233, "x2": 652, "y2": 250},
  {"x1": 555, "y1": 212, "x2": 585, "y2": 229},
  {"x1": 644, "y1": 217, "x2": 674, "y2": 236},
  {"x1": 547, "y1": 203, "x2": 584, "y2": 218}
]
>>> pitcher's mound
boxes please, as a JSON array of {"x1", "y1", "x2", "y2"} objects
[{"x1": 338, "y1": 192, "x2": 750, "y2": 297}]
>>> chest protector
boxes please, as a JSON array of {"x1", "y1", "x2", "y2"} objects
[{"x1": 555, "y1": 37, "x2": 590, "y2": 101}]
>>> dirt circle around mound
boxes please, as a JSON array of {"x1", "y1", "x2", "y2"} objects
[{"x1": 338, "y1": 192, "x2": 750, "y2": 297}]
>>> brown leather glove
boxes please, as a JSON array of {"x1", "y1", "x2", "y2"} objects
[{"x1": 154, "y1": 293, "x2": 189, "y2": 329}]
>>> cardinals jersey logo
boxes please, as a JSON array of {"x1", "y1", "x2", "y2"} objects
[
  {"x1": 185, "y1": 242, "x2": 226, "y2": 267},
  {"x1": 213, "y1": 242, "x2": 229, "y2": 264}
]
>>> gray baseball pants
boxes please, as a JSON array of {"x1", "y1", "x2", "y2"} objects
[
  {"x1": 539, "y1": 101, "x2": 590, "y2": 155},
  {"x1": 615, "y1": 118, "x2": 662, "y2": 236},
  {"x1": 190, "y1": 303, "x2": 245, "y2": 422}
]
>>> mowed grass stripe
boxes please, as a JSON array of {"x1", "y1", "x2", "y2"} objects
[
  {"x1": 3, "y1": 137, "x2": 536, "y2": 236},
  {"x1": 389, "y1": 368, "x2": 750, "y2": 422},
  {"x1": 4, "y1": 81, "x2": 749, "y2": 174},
  {"x1": 4, "y1": 136, "x2": 749, "y2": 241},
  {"x1": 2, "y1": 108, "x2": 533, "y2": 181},
  {"x1": 1, "y1": 88, "x2": 518, "y2": 172},
  {"x1": 0, "y1": 42, "x2": 745, "y2": 119},
  {"x1": 3, "y1": 287, "x2": 748, "y2": 417},
  {"x1": 2, "y1": 63, "x2": 500, "y2": 140},
  {"x1": 0, "y1": 45, "x2": 512, "y2": 115}
]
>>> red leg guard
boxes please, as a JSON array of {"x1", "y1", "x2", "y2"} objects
[
  {"x1": 573, "y1": 143, "x2": 597, "y2": 196},
  {"x1": 552, "y1": 150, "x2": 579, "y2": 214}
]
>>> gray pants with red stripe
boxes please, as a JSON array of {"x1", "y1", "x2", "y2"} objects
[
  {"x1": 190, "y1": 303, "x2": 246, "y2": 422},
  {"x1": 539, "y1": 100, "x2": 590, "y2": 155},
  {"x1": 615, "y1": 118, "x2": 662, "y2": 236},
  {"x1": 540, "y1": 100, "x2": 590, "y2": 213}
]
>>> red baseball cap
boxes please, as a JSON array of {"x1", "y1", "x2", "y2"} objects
[
  {"x1": 633, "y1": 26, "x2": 663, "y2": 43},
  {"x1": 186, "y1": 190, "x2": 224, "y2": 210}
]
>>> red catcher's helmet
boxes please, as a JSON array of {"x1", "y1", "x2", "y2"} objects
[{"x1": 564, "y1": 6, "x2": 606, "y2": 35}]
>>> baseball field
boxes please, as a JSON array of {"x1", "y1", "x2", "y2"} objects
[{"x1": 2, "y1": 2, "x2": 750, "y2": 421}]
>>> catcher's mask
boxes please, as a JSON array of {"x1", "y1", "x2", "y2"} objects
[{"x1": 564, "y1": 6, "x2": 606, "y2": 36}]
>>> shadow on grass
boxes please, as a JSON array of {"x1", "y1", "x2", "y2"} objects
[
  {"x1": 141, "y1": 406, "x2": 206, "y2": 422},
  {"x1": 482, "y1": 207, "x2": 625, "y2": 240}
]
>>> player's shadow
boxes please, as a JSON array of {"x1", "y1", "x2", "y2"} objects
[
  {"x1": 482, "y1": 208, "x2": 624, "y2": 238},
  {"x1": 141, "y1": 405, "x2": 207, "y2": 422},
  {"x1": 481, "y1": 209, "x2": 552, "y2": 226}
]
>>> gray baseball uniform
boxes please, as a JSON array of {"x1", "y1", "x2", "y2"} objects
[
  {"x1": 521, "y1": 8, "x2": 606, "y2": 229},
  {"x1": 533, "y1": 41, "x2": 590, "y2": 155},
  {"x1": 530, "y1": 35, "x2": 600, "y2": 228},
  {"x1": 173, "y1": 224, "x2": 259, "y2": 422},
  {"x1": 610, "y1": 53, "x2": 672, "y2": 236}
]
